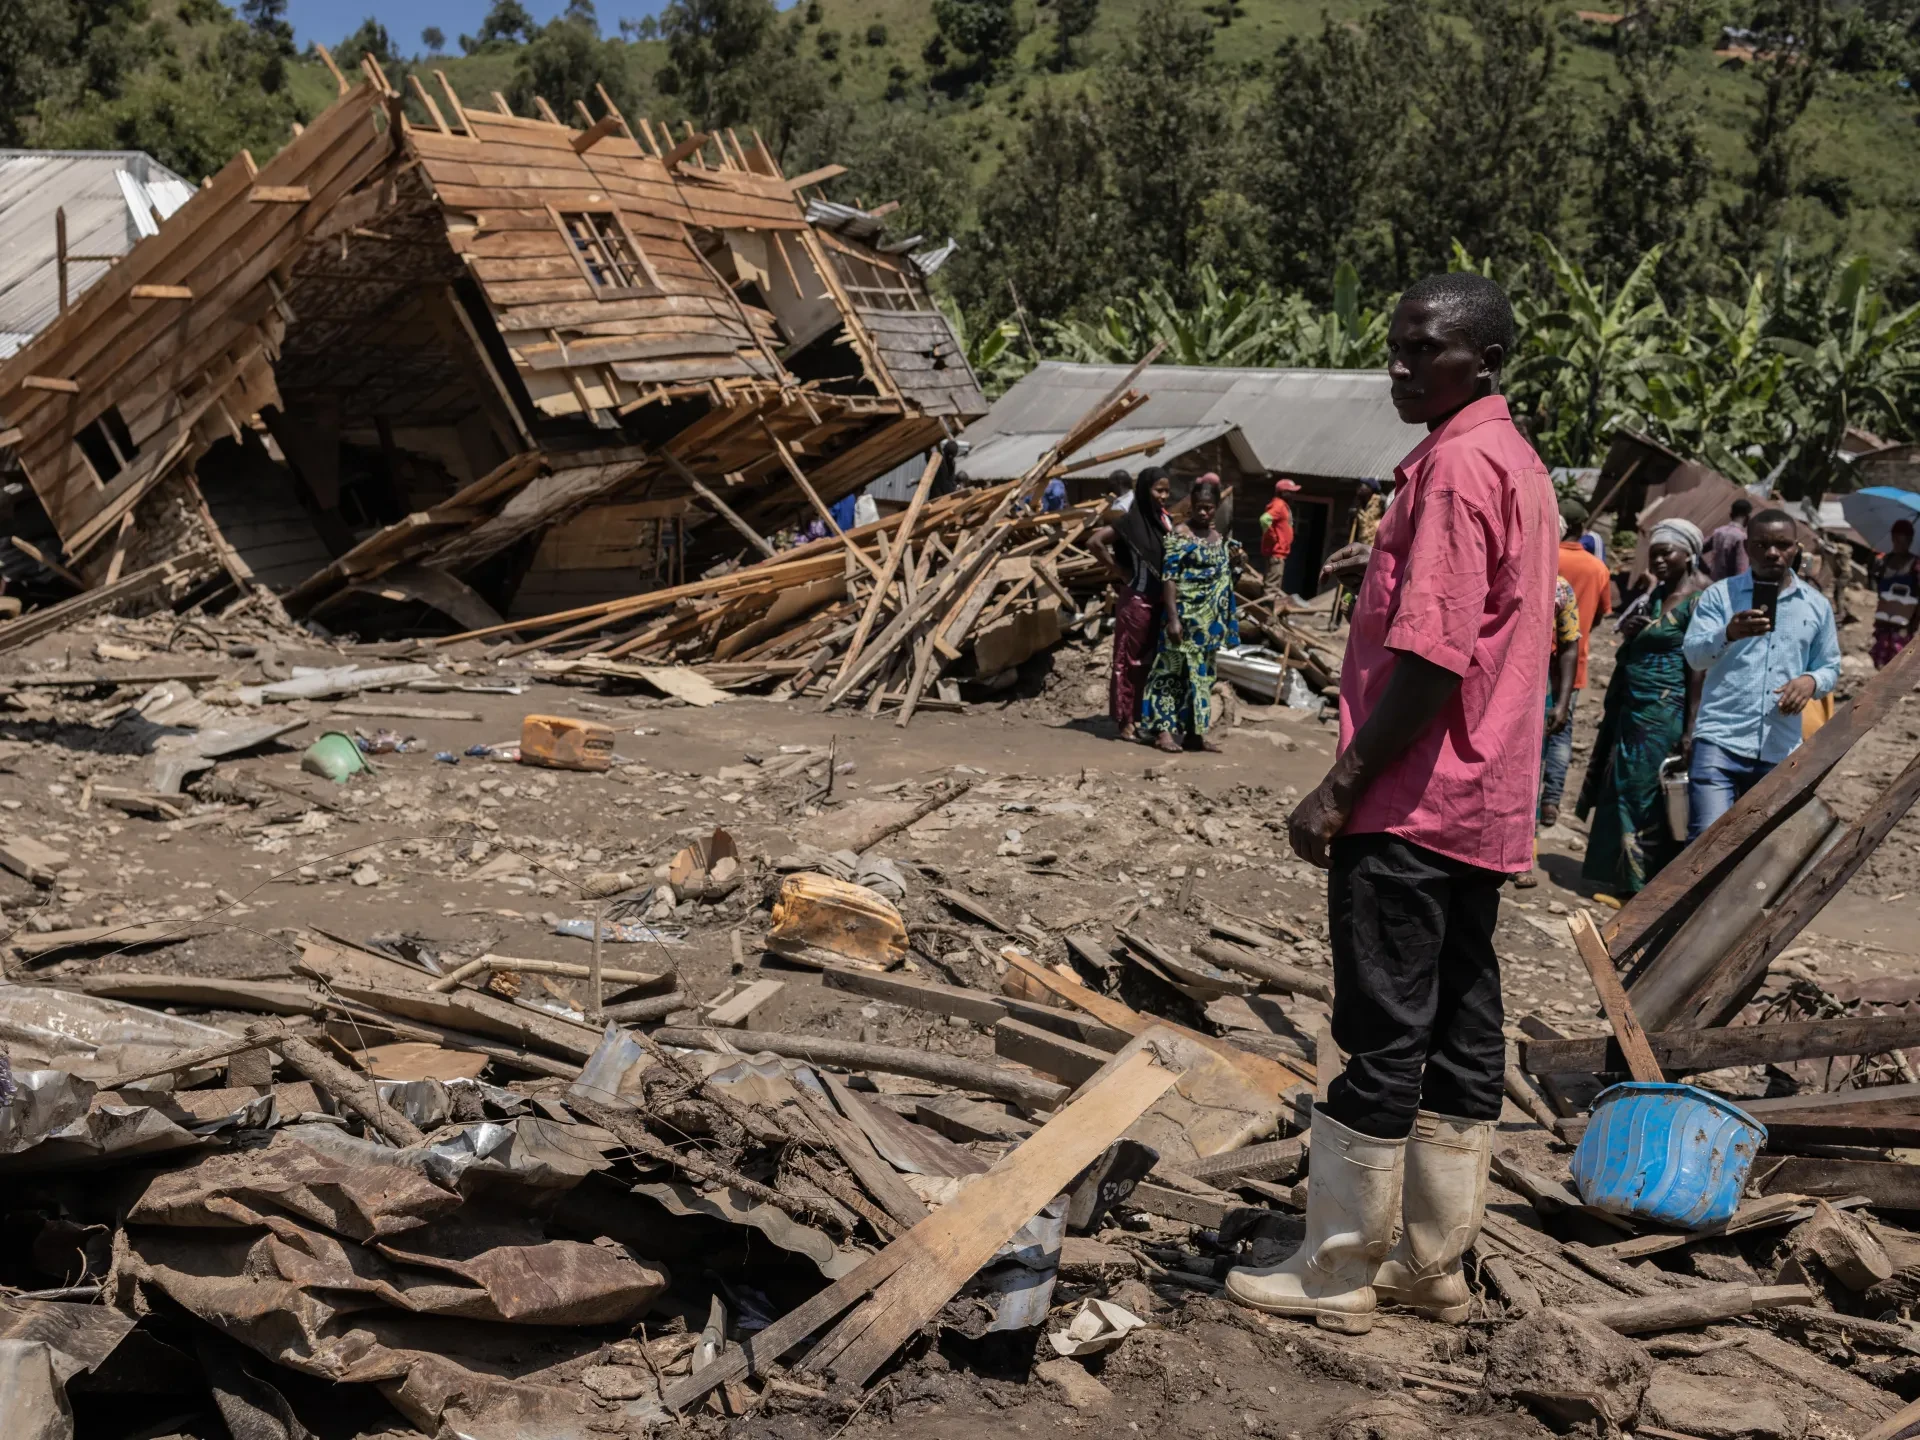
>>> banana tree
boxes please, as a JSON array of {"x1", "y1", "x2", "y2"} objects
[
  {"x1": 1637, "y1": 268, "x2": 1793, "y2": 486},
  {"x1": 1765, "y1": 254, "x2": 1920, "y2": 497},
  {"x1": 1282, "y1": 261, "x2": 1388, "y2": 369},
  {"x1": 1506, "y1": 237, "x2": 1675, "y2": 468}
]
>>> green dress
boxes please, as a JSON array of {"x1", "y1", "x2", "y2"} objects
[
  {"x1": 1140, "y1": 530, "x2": 1239, "y2": 738},
  {"x1": 1577, "y1": 586, "x2": 1701, "y2": 893}
]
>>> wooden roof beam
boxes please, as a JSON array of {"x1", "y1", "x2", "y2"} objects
[
  {"x1": 573, "y1": 114, "x2": 622, "y2": 154},
  {"x1": 786, "y1": 164, "x2": 846, "y2": 194},
  {"x1": 434, "y1": 70, "x2": 473, "y2": 133},
  {"x1": 663, "y1": 130, "x2": 712, "y2": 170}
]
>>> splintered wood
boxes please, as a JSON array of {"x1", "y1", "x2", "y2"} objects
[{"x1": 434, "y1": 361, "x2": 1163, "y2": 723}]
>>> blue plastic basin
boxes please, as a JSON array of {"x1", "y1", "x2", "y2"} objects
[{"x1": 1569, "y1": 1082, "x2": 1766, "y2": 1230}]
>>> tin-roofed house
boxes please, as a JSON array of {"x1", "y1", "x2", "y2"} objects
[
  {"x1": 956, "y1": 362, "x2": 1411, "y2": 595},
  {"x1": 0, "y1": 58, "x2": 986, "y2": 631},
  {"x1": 0, "y1": 149, "x2": 196, "y2": 360}
]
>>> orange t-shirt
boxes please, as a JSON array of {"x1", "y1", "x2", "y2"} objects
[{"x1": 1558, "y1": 540, "x2": 1612, "y2": 689}]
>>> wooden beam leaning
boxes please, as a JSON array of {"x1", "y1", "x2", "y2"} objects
[
  {"x1": 759, "y1": 422, "x2": 881, "y2": 580},
  {"x1": 660, "y1": 1048, "x2": 1175, "y2": 1410},
  {"x1": 1522, "y1": 1013, "x2": 1920, "y2": 1076},
  {"x1": 572, "y1": 114, "x2": 622, "y2": 152},
  {"x1": 248, "y1": 185, "x2": 311, "y2": 203},
  {"x1": 836, "y1": 449, "x2": 941, "y2": 686},
  {"x1": 1604, "y1": 635, "x2": 1920, "y2": 959},
  {"x1": 1679, "y1": 745, "x2": 1920, "y2": 1028},
  {"x1": 1568, "y1": 910, "x2": 1663, "y2": 1082},
  {"x1": 656, "y1": 448, "x2": 775, "y2": 559},
  {"x1": 784, "y1": 163, "x2": 847, "y2": 192}
]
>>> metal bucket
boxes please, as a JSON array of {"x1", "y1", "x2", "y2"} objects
[
  {"x1": 1570, "y1": 1082, "x2": 1766, "y2": 1230},
  {"x1": 1659, "y1": 756, "x2": 1690, "y2": 842}
]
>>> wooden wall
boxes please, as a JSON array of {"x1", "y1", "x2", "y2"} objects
[{"x1": 0, "y1": 80, "x2": 399, "y2": 562}]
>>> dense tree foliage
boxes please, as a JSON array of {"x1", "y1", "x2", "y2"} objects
[{"x1": 1, "y1": 0, "x2": 1915, "y2": 475}]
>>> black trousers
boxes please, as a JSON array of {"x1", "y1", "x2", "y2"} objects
[{"x1": 1321, "y1": 833, "x2": 1506, "y2": 1140}]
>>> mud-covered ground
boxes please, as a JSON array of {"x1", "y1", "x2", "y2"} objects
[{"x1": 1, "y1": 580, "x2": 1915, "y2": 1440}]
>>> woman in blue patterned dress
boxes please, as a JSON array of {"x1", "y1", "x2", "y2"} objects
[{"x1": 1141, "y1": 476, "x2": 1240, "y2": 753}]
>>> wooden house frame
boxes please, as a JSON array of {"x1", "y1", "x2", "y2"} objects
[{"x1": 0, "y1": 57, "x2": 986, "y2": 627}]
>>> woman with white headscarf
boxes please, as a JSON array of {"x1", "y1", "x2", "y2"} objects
[{"x1": 1575, "y1": 517, "x2": 1708, "y2": 895}]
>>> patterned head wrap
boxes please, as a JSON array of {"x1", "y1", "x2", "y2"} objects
[{"x1": 1648, "y1": 518, "x2": 1705, "y2": 557}]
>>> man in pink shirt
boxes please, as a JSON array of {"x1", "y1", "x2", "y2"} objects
[{"x1": 1228, "y1": 274, "x2": 1556, "y2": 1334}]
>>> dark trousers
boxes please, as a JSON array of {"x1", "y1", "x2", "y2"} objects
[{"x1": 1322, "y1": 833, "x2": 1507, "y2": 1140}]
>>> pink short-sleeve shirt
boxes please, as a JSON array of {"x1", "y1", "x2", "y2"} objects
[{"x1": 1336, "y1": 395, "x2": 1558, "y2": 873}]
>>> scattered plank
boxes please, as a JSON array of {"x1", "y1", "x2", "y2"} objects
[
  {"x1": 9, "y1": 925, "x2": 187, "y2": 961},
  {"x1": 651, "y1": 1025, "x2": 1069, "y2": 1110},
  {"x1": 1605, "y1": 636, "x2": 1920, "y2": 959},
  {"x1": 703, "y1": 978, "x2": 784, "y2": 1028},
  {"x1": 993, "y1": 1017, "x2": 1111, "y2": 1086},
  {"x1": 1194, "y1": 940, "x2": 1332, "y2": 1002},
  {"x1": 1681, "y1": 744, "x2": 1920, "y2": 1027},
  {"x1": 0, "y1": 836, "x2": 70, "y2": 886},
  {"x1": 1760, "y1": 1156, "x2": 1920, "y2": 1210},
  {"x1": 659, "y1": 1048, "x2": 1177, "y2": 1409},
  {"x1": 1520, "y1": 1014, "x2": 1920, "y2": 1076},
  {"x1": 328, "y1": 701, "x2": 483, "y2": 721},
  {"x1": 55, "y1": 972, "x2": 311, "y2": 1014}
]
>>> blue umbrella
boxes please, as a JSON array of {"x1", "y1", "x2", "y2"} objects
[{"x1": 1841, "y1": 487, "x2": 1920, "y2": 552}]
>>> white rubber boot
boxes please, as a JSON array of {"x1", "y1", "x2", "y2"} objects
[
  {"x1": 1224, "y1": 1109, "x2": 1405, "y2": 1333},
  {"x1": 1371, "y1": 1110, "x2": 1495, "y2": 1323}
]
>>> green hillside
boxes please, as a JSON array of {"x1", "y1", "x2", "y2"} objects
[{"x1": 9, "y1": 0, "x2": 1912, "y2": 286}]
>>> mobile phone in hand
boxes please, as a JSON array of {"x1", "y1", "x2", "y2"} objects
[{"x1": 1750, "y1": 578, "x2": 1780, "y2": 628}]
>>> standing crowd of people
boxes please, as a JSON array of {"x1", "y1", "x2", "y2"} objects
[
  {"x1": 1563, "y1": 496, "x2": 1843, "y2": 897},
  {"x1": 1088, "y1": 468, "x2": 1272, "y2": 752}
]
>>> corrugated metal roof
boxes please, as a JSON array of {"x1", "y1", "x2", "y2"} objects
[
  {"x1": 957, "y1": 361, "x2": 1417, "y2": 482},
  {"x1": 0, "y1": 149, "x2": 194, "y2": 358}
]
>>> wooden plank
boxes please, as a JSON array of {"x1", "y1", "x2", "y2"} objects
[
  {"x1": 816, "y1": 1049, "x2": 1176, "y2": 1390},
  {"x1": 1171, "y1": 1137, "x2": 1307, "y2": 1185},
  {"x1": 572, "y1": 114, "x2": 622, "y2": 152},
  {"x1": 1001, "y1": 947, "x2": 1313, "y2": 1094},
  {"x1": 704, "y1": 978, "x2": 784, "y2": 1028},
  {"x1": 1569, "y1": 910, "x2": 1662, "y2": 1082},
  {"x1": 19, "y1": 375, "x2": 79, "y2": 393},
  {"x1": 1681, "y1": 745, "x2": 1920, "y2": 1027},
  {"x1": 1606, "y1": 635, "x2": 1920, "y2": 958},
  {"x1": 993, "y1": 1017, "x2": 1111, "y2": 1086},
  {"x1": 791, "y1": 1083, "x2": 928, "y2": 1230},
  {"x1": 652, "y1": 1025, "x2": 1067, "y2": 1109},
  {"x1": 660, "y1": 1048, "x2": 1174, "y2": 1410},
  {"x1": 249, "y1": 185, "x2": 312, "y2": 203},
  {"x1": 0, "y1": 836, "x2": 70, "y2": 885},
  {"x1": 835, "y1": 450, "x2": 940, "y2": 687},
  {"x1": 1522, "y1": 1014, "x2": 1920, "y2": 1077}
]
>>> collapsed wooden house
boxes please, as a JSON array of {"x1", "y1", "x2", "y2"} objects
[{"x1": 0, "y1": 56, "x2": 986, "y2": 632}]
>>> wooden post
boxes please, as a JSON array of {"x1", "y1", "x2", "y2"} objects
[
  {"x1": 55, "y1": 207, "x2": 68, "y2": 314},
  {"x1": 590, "y1": 897, "x2": 605, "y2": 1021},
  {"x1": 1569, "y1": 910, "x2": 1663, "y2": 1082}
]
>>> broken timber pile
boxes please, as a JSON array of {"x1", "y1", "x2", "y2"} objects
[
  {"x1": 6, "y1": 631, "x2": 1920, "y2": 1436},
  {"x1": 427, "y1": 352, "x2": 1166, "y2": 724}
]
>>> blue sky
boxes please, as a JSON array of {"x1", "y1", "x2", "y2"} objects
[{"x1": 286, "y1": 0, "x2": 652, "y2": 49}]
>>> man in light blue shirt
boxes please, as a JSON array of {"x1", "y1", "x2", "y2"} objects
[{"x1": 1682, "y1": 508, "x2": 1840, "y2": 838}]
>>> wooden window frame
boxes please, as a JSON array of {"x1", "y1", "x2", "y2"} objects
[
  {"x1": 74, "y1": 404, "x2": 139, "y2": 487},
  {"x1": 549, "y1": 206, "x2": 664, "y2": 299}
]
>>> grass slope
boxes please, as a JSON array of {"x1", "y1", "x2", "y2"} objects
[{"x1": 278, "y1": 0, "x2": 1919, "y2": 272}]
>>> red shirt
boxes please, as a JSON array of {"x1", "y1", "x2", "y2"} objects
[
  {"x1": 1557, "y1": 540, "x2": 1612, "y2": 689},
  {"x1": 1261, "y1": 499, "x2": 1294, "y2": 560},
  {"x1": 1336, "y1": 396, "x2": 1558, "y2": 873}
]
